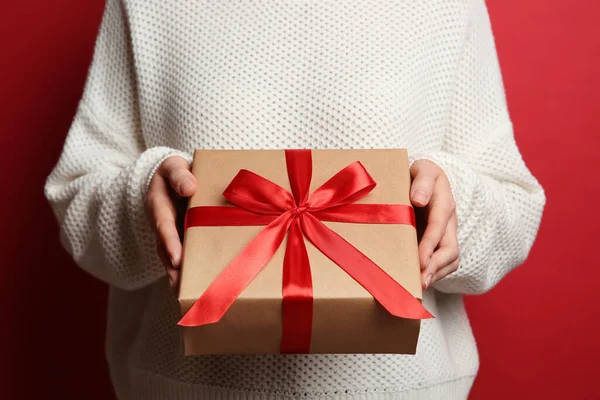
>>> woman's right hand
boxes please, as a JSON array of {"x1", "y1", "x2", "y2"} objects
[{"x1": 145, "y1": 155, "x2": 197, "y2": 292}]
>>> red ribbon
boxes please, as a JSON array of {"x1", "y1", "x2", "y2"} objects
[{"x1": 179, "y1": 149, "x2": 433, "y2": 353}]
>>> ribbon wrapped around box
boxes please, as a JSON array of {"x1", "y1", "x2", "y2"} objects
[{"x1": 178, "y1": 149, "x2": 433, "y2": 355}]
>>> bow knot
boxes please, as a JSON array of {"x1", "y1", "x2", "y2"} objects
[{"x1": 291, "y1": 205, "x2": 308, "y2": 216}]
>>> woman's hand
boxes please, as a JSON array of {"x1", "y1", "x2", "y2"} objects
[
  {"x1": 410, "y1": 160, "x2": 460, "y2": 290},
  {"x1": 145, "y1": 156, "x2": 197, "y2": 292}
]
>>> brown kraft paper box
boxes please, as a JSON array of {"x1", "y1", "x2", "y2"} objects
[{"x1": 178, "y1": 149, "x2": 424, "y2": 355}]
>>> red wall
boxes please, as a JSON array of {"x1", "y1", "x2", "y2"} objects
[{"x1": 1, "y1": 1, "x2": 598, "y2": 399}]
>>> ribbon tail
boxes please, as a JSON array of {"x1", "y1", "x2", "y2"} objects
[
  {"x1": 178, "y1": 212, "x2": 293, "y2": 326},
  {"x1": 301, "y1": 214, "x2": 434, "y2": 320},
  {"x1": 281, "y1": 218, "x2": 313, "y2": 354}
]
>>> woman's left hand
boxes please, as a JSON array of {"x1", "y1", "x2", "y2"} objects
[{"x1": 410, "y1": 160, "x2": 460, "y2": 290}]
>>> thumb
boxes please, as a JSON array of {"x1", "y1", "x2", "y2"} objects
[
  {"x1": 159, "y1": 155, "x2": 197, "y2": 197},
  {"x1": 410, "y1": 160, "x2": 436, "y2": 207}
]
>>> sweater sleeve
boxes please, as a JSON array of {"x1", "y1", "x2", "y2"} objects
[
  {"x1": 44, "y1": 0, "x2": 192, "y2": 290},
  {"x1": 408, "y1": 0, "x2": 546, "y2": 295}
]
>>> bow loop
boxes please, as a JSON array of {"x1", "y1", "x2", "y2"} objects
[
  {"x1": 223, "y1": 169, "x2": 295, "y2": 214},
  {"x1": 306, "y1": 161, "x2": 376, "y2": 211}
]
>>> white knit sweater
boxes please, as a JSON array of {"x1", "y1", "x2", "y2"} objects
[{"x1": 44, "y1": 0, "x2": 546, "y2": 398}]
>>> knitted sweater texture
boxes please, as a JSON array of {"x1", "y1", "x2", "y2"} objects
[{"x1": 44, "y1": 0, "x2": 546, "y2": 398}]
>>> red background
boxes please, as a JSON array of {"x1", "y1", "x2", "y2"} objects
[{"x1": 1, "y1": 1, "x2": 598, "y2": 399}]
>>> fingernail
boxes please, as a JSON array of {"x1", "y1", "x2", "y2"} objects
[
  {"x1": 181, "y1": 179, "x2": 194, "y2": 194},
  {"x1": 413, "y1": 189, "x2": 427, "y2": 204},
  {"x1": 425, "y1": 274, "x2": 432, "y2": 289}
]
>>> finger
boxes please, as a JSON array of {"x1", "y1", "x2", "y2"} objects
[
  {"x1": 159, "y1": 156, "x2": 197, "y2": 197},
  {"x1": 423, "y1": 214, "x2": 459, "y2": 288},
  {"x1": 409, "y1": 161, "x2": 437, "y2": 208},
  {"x1": 156, "y1": 234, "x2": 172, "y2": 268},
  {"x1": 157, "y1": 235, "x2": 180, "y2": 292},
  {"x1": 431, "y1": 258, "x2": 460, "y2": 287},
  {"x1": 422, "y1": 244, "x2": 459, "y2": 288},
  {"x1": 148, "y1": 175, "x2": 183, "y2": 267},
  {"x1": 169, "y1": 269, "x2": 181, "y2": 294},
  {"x1": 418, "y1": 178, "x2": 455, "y2": 272}
]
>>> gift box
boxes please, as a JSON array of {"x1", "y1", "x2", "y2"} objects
[{"x1": 178, "y1": 149, "x2": 432, "y2": 355}]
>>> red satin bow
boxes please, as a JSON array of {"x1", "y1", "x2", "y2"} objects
[{"x1": 179, "y1": 149, "x2": 433, "y2": 353}]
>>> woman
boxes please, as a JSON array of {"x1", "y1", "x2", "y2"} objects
[{"x1": 44, "y1": 0, "x2": 546, "y2": 398}]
